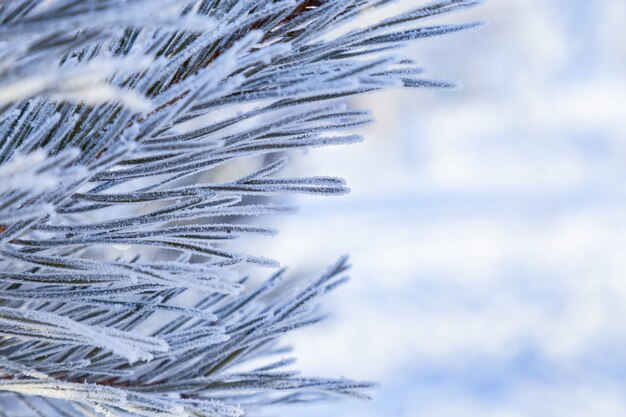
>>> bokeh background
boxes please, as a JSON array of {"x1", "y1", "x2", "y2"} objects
[{"x1": 244, "y1": 1, "x2": 626, "y2": 416}]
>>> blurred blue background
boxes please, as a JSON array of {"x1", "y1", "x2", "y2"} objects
[{"x1": 243, "y1": 1, "x2": 626, "y2": 416}]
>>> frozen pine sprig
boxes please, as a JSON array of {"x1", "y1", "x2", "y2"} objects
[{"x1": 0, "y1": 0, "x2": 480, "y2": 416}]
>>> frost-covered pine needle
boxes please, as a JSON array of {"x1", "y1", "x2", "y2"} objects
[{"x1": 0, "y1": 1, "x2": 481, "y2": 415}]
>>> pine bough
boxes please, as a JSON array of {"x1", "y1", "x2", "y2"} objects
[{"x1": 0, "y1": 1, "x2": 481, "y2": 416}]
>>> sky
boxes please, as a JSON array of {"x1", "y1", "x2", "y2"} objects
[{"x1": 239, "y1": 1, "x2": 626, "y2": 416}]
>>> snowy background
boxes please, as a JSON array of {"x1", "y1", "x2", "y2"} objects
[{"x1": 244, "y1": 1, "x2": 626, "y2": 416}]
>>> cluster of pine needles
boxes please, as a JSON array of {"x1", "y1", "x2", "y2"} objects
[{"x1": 0, "y1": 1, "x2": 481, "y2": 416}]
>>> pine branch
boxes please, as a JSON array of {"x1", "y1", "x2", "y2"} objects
[{"x1": 0, "y1": 0, "x2": 482, "y2": 415}]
